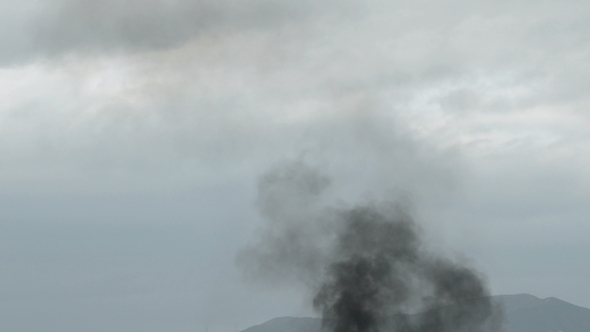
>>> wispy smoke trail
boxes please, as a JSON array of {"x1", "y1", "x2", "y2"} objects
[{"x1": 238, "y1": 161, "x2": 501, "y2": 332}]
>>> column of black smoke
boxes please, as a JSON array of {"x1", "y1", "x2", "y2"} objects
[{"x1": 237, "y1": 162, "x2": 502, "y2": 332}]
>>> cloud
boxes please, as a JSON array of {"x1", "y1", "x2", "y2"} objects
[
  {"x1": 1, "y1": 0, "x2": 355, "y2": 65},
  {"x1": 3, "y1": 0, "x2": 590, "y2": 196}
]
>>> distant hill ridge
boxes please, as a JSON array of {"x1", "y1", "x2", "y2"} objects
[
  {"x1": 495, "y1": 294, "x2": 590, "y2": 332},
  {"x1": 242, "y1": 294, "x2": 590, "y2": 332}
]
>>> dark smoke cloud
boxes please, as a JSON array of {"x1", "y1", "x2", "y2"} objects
[{"x1": 238, "y1": 161, "x2": 501, "y2": 332}]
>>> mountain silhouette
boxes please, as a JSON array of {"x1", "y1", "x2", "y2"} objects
[{"x1": 241, "y1": 294, "x2": 590, "y2": 332}]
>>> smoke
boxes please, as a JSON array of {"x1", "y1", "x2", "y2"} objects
[{"x1": 238, "y1": 161, "x2": 501, "y2": 332}]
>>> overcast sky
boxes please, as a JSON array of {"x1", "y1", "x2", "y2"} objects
[{"x1": 1, "y1": 0, "x2": 590, "y2": 331}]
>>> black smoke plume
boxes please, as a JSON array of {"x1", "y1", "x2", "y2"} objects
[{"x1": 238, "y1": 161, "x2": 501, "y2": 332}]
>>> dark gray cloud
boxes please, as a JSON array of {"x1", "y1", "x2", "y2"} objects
[
  {"x1": 34, "y1": 0, "x2": 311, "y2": 53},
  {"x1": 1, "y1": 0, "x2": 349, "y2": 65}
]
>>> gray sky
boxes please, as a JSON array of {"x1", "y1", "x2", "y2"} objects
[{"x1": 1, "y1": 0, "x2": 590, "y2": 331}]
